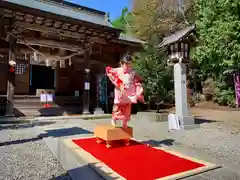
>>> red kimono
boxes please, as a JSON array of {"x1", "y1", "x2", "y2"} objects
[{"x1": 106, "y1": 66, "x2": 144, "y2": 127}]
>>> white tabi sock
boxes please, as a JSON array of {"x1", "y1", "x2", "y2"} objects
[{"x1": 111, "y1": 119, "x2": 116, "y2": 127}]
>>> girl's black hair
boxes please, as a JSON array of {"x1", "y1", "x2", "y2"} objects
[{"x1": 120, "y1": 53, "x2": 132, "y2": 64}]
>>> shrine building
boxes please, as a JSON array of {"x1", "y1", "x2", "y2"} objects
[{"x1": 0, "y1": 0, "x2": 144, "y2": 117}]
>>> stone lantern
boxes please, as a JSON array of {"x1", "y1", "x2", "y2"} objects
[
  {"x1": 158, "y1": 24, "x2": 198, "y2": 129},
  {"x1": 167, "y1": 41, "x2": 191, "y2": 66}
]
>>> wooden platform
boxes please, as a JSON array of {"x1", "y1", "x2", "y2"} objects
[
  {"x1": 94, "y1": 125, "x2": 133, "y2": 148},
  {"x1": 64, "y1": 137, "x2": 220, "y2": 180}
]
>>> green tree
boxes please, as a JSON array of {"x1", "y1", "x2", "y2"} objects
[
  {"x1": 111, "y1": 7, "x2": 133, "y2": 34},
  {"x1": 111, "y1": 0, "x2": 196, "y2": 105},
  {"x1": 193, "y1": 0, "x2": 240, "y2": 106},
  {"x1": 111, "y1": 4, "x2": 177, "y2": 105},
  {"x1": 133, "y1": 34, "x2": 174, "y2": 103},
  {"x1": 131, "y1": 0, "x2": 195, "y2": 40}
]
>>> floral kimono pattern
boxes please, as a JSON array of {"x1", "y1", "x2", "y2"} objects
[{"x1": 106, "y1": 66, "x2": 144, "y2": 124}]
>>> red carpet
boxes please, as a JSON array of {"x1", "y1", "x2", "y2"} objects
[{"x1": 72, "y1": 138, "x2": 205, "y2": 180}]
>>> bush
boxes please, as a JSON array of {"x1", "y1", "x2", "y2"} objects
[{"x1": 214, "y1": 79, "x2": 236, "y2": 107}]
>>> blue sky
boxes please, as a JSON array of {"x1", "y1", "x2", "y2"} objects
[{"x1": 66, "y1": 0, "x2": 131, "y2": 20}]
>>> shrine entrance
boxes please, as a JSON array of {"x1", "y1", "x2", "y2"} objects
[
  {"x1": 30, "y1": 65, "x2": 55, "y2": 95},
  {"x1": 0, "y1": 0, "x2": 143, "y2": 116}
]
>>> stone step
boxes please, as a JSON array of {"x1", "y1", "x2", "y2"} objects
[
  {"x1": 14, "y1": 105, "x2": 82, "y2": 117},
  {"x1": 14, "y1": 104, "x2": 60, "y2": 109},
  {"x1": 136, "y1": 111, "x2": 169, "y2": 122}
]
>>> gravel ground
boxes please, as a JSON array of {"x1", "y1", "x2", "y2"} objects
[
  {"x1": 169, "y1": 120, "x2": 240, "y2": 170},
  {"x1": 1, "y1": 108, "x2": 240, "y2": 180},
  {"x1": 0, "y1": 123, "x2": 71, "y2": 180}
]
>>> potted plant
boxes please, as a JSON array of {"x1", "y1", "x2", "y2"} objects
[{"x1": 202, "y1": 78, "x2": 215, "y2": 101}]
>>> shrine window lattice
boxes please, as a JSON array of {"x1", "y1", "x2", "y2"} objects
[
  {"x1": 15, "y1": 63, "x2": 28, "y2": 75},
  {"x1": 0, "y1": 58, "x2": 8, "y2": 70}
]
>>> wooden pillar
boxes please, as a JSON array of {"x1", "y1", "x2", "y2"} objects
[
  {"x1": 82, "y1": 50, "x2": 90, "y2": 114},
  {"x1": 55, "y1": 61, "x2": 60, "y2": 92},
  {"x1": 27, "y1": 54, "x2": 30, "y2": 94},
  {"x1": 6, "y1": 34, "x2": 16, "y2": 116}
]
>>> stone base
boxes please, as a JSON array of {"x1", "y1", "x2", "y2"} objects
[
  {"x1": 93, "y1": 108, "x2": 104, "y2": 115},
  {"x1": 82, "y1": 111, "x2": 90, "y2": 115},
  {"x1": 94, "y1": 125, "x2": 133, "y2": 141},
  {"x1": 179, "y1": 116, "x2": 200, "y2": 130},
  {"x1": 137, "y1": 111, "x2": 168, "y2": 122}
]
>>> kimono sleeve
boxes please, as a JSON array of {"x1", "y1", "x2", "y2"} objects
[
  {"x1": 105, "y1": 66, "x2": 123, "y2": 89},
  {"x1": 134, "y1": 73, "x2": 145, "y2": 103}
]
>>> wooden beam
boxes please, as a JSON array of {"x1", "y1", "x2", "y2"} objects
[
  {"x1": 17, "y1": 38, "x2": 83, "y2": 52},
  {"x1": 82, "y1": 49, "x2": 90, "y2": 114},
  {"x1": 89, "y1": 37, "x2": 107, "y2": 44},
  {"x1": 15, "y1": 21, "x2": 85, "y2": 40},
  {"x1": 111, "y1": 39, "x2": 143, "y2": 48},
  {"x1": 55, "y1": 61, "x2": 60, "y2": 92},
  {"x1": 0, "y1": 48, "x2": 8, "y2": 54}
]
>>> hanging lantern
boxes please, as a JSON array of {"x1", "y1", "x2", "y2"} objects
[{"x1": 8, "y1": 60, "x2": 16, "y2": 73}]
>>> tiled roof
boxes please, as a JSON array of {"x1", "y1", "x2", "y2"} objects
[
  {"x1": 118, "y1": 34, "x2": 146, "y2": 44},
  {"x1": 3, "y1": 0, "x2": 114, "y2": 28},
  {"x1": 2, "y1": 0, "x2": 145, "y2": 45},
  {"x1": 158, "y1": 25, "x2": 196, "y2": 48}
]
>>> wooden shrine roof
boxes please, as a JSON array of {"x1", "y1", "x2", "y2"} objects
[
  {"x1": 118, "y1": 34, "x2": 146, "y2": 44},
  {"x1": 158, "y1": 24, "x2": 196, "y2": 48},
  {"x1": 1, "y1": 0, "x2": 145, "y2": 46},
  {"x1": 2, "y1": 0, "x2": 115, "y2": 29}
]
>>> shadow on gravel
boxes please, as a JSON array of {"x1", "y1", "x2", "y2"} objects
[
  {"x1": 142, "y1": 139, "x2": 175, "y2": 147},
  {"x1": 0, "y1": 136, "x2": 42, "y2": 146},
  {"x1": 39, "y1": 127, "x2": 92, "y2": 138},
  {"x1": 0, "y1": 121, "x2": 55, "y2": 131},
  {"x1": 194, "y1": 117, "x2": 217, "y2": 124},
  {"x1": 51, "y1": 165, "x2": 105, "y2": 180},
  {"x1": 50, "y1": 173, "x2": 71, "y2": 180},
  {"x1": 0, "y1": 127, "x2": 92, "y2": 147}
]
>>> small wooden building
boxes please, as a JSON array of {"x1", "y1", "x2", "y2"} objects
[
  {"x1": 0, "y1": 0, "x2": 144, "y2": 116},
  {"x1": 158, "y1": 25, "x2": 197, "y2": 107},
  {"x1": 158, "y1": 25, "x2": 196, "y2": 66}
]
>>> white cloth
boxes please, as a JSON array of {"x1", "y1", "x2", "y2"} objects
[{"x1": 168, "y1": 113, "x2": 180, "y2": 131}]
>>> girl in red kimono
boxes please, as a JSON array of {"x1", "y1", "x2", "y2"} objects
[{"x1": 106, "y1": 54, "x2": 144, "y2": 128}]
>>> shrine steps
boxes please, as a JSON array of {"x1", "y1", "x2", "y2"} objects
[{"x1": 13, "y1": 95, "x2": 82, "y2": 117}]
